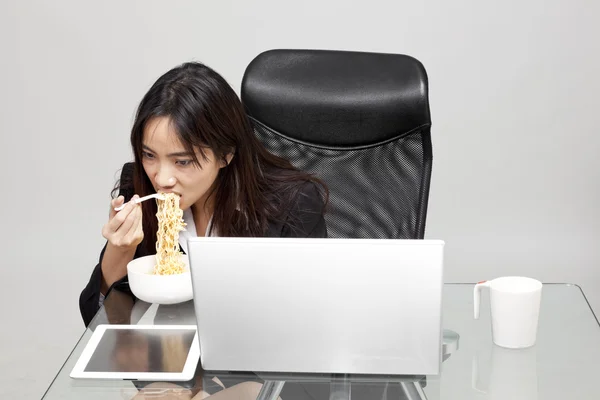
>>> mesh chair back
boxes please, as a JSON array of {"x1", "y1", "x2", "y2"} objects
[{"x1": 242, "y1": 49, "x2": 432, "y2": 239}]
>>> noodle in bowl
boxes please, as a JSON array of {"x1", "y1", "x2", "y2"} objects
[{"x1": 127, "y1": 254, "x2": 193, "y2": 304}]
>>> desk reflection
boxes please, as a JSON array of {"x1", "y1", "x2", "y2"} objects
[{"x1": 473, "y1": 345, "x2": 538, "y2": 400}]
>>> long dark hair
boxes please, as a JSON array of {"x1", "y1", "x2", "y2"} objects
[{"x1": 126, "y1": 62, "x2": 327, "y2": 255}]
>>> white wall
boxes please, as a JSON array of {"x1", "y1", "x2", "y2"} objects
[{"x1": 1, "y1": 0, "x2": 599, "y2": 398}]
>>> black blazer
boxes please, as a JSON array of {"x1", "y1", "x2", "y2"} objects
[{"x1": 79, "y1": 163, "x2": 327, "y2": 326}]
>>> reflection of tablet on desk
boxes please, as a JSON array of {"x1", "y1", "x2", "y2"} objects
[{"x1": 70, "y1": 325, "x2": 200, "y2": 381}]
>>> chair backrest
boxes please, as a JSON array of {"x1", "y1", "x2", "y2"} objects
[{"x1": 241, "y1": 49, "x2": 433, "y2": 239}]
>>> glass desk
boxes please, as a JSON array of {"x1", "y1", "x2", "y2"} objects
[{"x1": 42, "y1": 284, "x2": 600, "y2": 399}]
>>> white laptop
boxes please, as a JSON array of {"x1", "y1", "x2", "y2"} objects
[{"x1": 187, "y1": 238, "x2": 444, "y2": 375}]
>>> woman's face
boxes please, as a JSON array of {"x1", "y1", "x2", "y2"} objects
[{"x1": 141, "y1": 116, "x2": 228, "y2": 211}]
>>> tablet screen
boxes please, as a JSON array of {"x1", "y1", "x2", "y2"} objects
[{"x1": 84, "y1": 328, "x2": 196, "y2": 373}]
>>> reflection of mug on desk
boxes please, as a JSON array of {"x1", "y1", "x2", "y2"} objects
[{"x1": 472, "y1": 346, "x2": 538, "y2": 400}]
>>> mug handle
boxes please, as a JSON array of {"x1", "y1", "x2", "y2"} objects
[{"x1": 474, "y1": 280, "x2": 491, "y2": 319}]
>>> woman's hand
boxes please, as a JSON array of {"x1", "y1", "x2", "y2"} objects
[
  {"x1": 102, "y1": 195, "x2": 144, "y2": 249},
  {"x1": 100, "y1": 195, "x2": 144, "y2": 293}
]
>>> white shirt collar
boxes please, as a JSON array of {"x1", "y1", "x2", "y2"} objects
[{"x1": 178, "y1": 208, "x2": 214, "y2": 254}]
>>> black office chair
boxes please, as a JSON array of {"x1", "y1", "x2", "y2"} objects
[
  {"x1": 241, "y1": 49, "x2": 456, "y2": 400},
  {"x1": 242, "y1": 49, "x2": 432, "y2": 240}
]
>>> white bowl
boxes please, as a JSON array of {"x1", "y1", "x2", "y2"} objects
[{"x1": 127, "y1": 254, "x2": 193, "y2": 305}]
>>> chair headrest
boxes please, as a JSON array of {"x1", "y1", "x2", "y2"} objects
[{"x1": 242, "y1": 49, "x2": 431, "y2": 147}]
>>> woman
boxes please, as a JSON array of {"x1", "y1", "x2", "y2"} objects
[
  {"x1": 79, "y1": 61, "x2": 328, "y2": 324},
  {"x1": 78, "y1": 61, "x2": 327, "y2": 399}
]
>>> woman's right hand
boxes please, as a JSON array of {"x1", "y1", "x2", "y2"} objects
[
  {"x1": 100, "y1": 194, "x2": 144, "y2": 294},
  {"x1": 102, "y1": 194, "x2": 144, "y2": 250}
]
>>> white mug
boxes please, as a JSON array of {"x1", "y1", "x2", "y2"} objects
[{"x1": 474, "y1": 276, "x2": 542, "y2": 348}]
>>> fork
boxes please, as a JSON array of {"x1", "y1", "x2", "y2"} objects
[{"x1": 114, "y1": 193, "x2": 166, "y2": 211}]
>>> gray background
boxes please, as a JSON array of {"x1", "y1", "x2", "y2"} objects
[{"x1": 1, "y1": 0, "x2": 598, "y2": 398}]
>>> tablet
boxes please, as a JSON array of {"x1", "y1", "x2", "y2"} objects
[{"x1": 70, "y1": 325, "x2": 200, "y2": 381}]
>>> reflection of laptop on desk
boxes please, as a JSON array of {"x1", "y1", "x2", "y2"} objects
[{"x1": 188, "y1": 238, "x2": 444, "y2": 375}]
